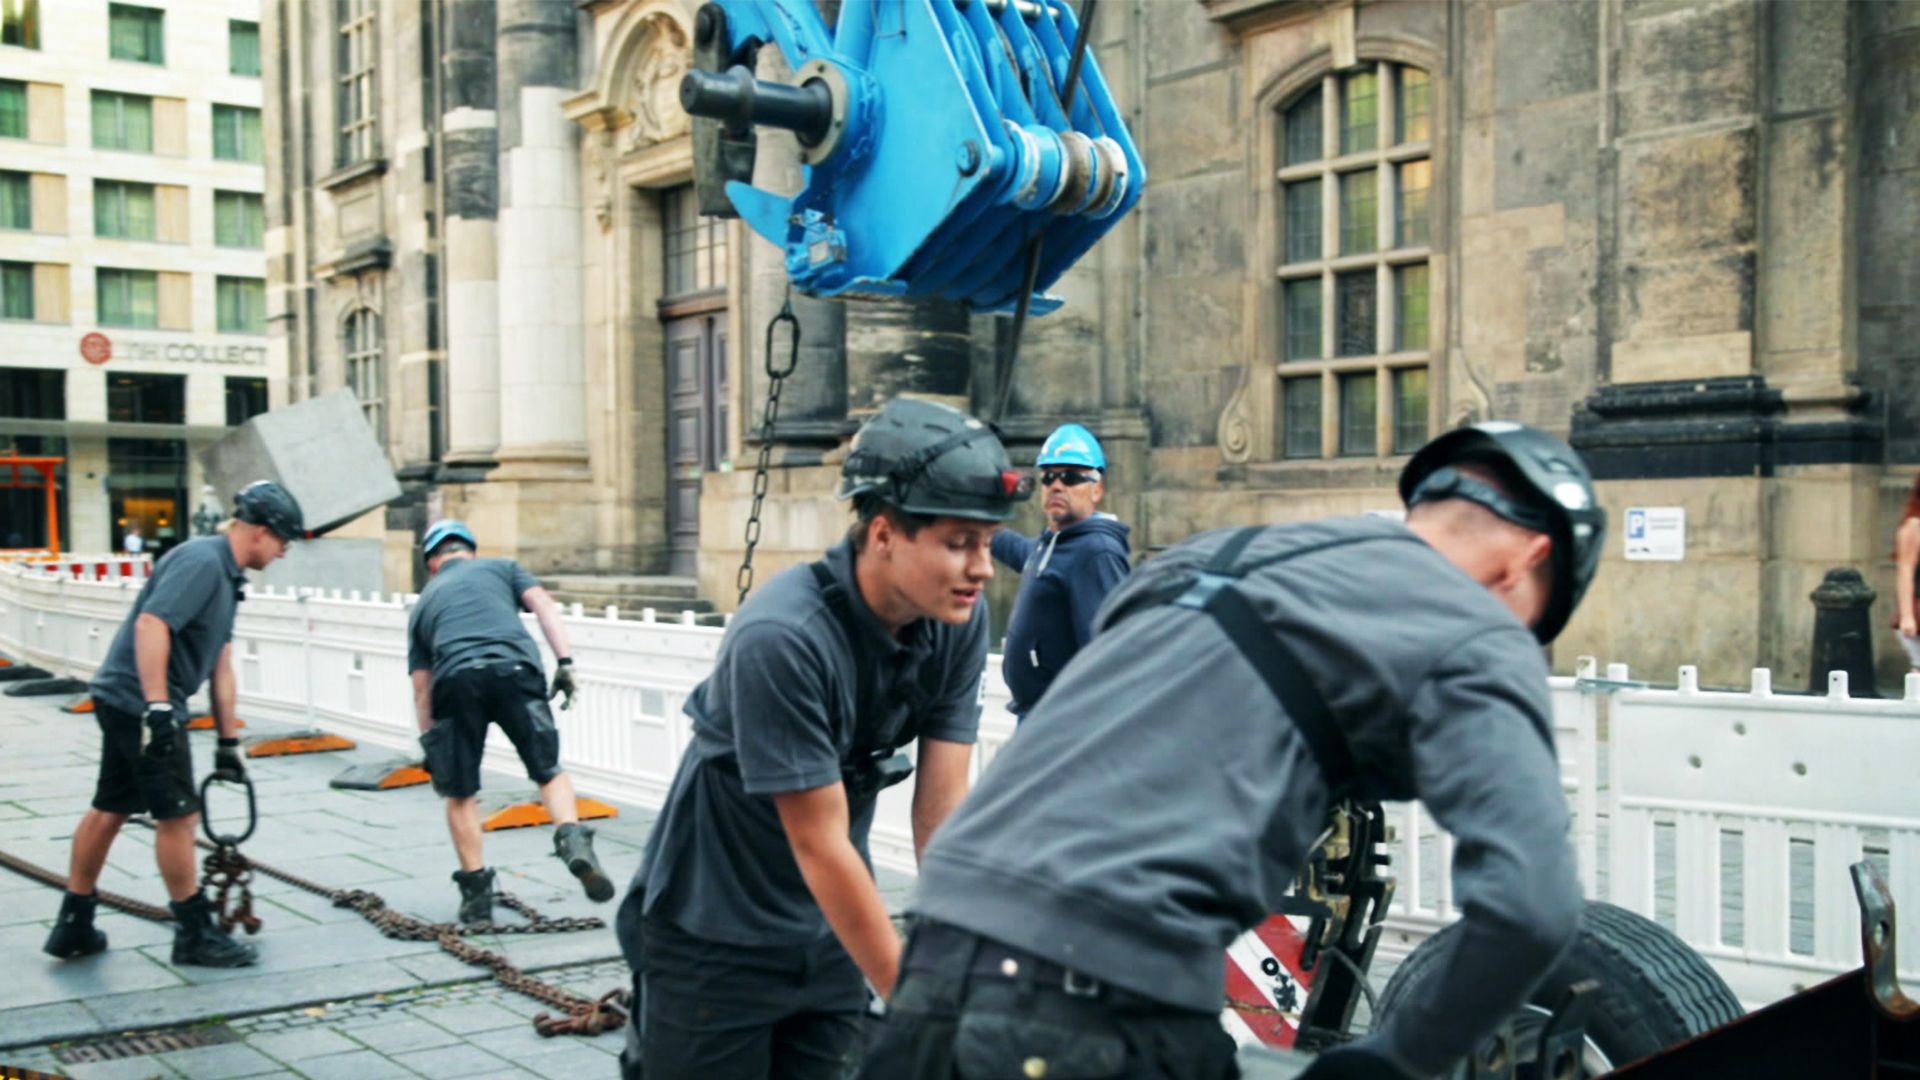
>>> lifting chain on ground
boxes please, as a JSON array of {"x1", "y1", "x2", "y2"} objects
[
  {"x1": 0, "y1": 824, "x2": 627, "y2": 1038},
  {"x1": 737, "y1": 286, "x2": 801, "y2": 604}
]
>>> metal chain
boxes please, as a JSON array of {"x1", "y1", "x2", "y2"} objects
[
  {"x1": 737, "y1": 287, "x2": 802, "y2": 605},
  {"x1": 0, "y1": 831, "x2": 626, "y2": 1037}
]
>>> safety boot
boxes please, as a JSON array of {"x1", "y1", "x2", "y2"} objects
[
  {"x1": 168, "y1": 892, "x2": 257, "y2": 968},
  {"x1": 42, "y1": 890, "x2": 108, "y2": 959},
  {"x1": 554, "y1": 823, "x2": 614, "y2": 902},
  {"x1": 453, "y1": 867, "x2": 495, "y2": 925}
]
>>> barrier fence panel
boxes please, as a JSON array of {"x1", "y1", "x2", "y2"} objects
[
  {"x1": 4, "y1": 564, "x2": 1916, "y2": 1013},
  {"x1": 1604, "y1": 664, "x2": 1920, "y2": 1008}
]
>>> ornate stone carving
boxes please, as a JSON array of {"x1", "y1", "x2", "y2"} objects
[
  {"x1": 622, "y1": 17, "x2": 691, "y2": 152},
  {"x1": 588, "y1": 128, "x2": 614, "y2": 231},
  {"x1": 1216, "y1": 364, "x2": 1256, "y2": 464}
]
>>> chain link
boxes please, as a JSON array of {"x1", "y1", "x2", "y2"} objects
[{"x1": 737, "y1": 288, "x2": 803, "y2": 605}]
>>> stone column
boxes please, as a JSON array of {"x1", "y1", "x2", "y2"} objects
[
  {"x1": 844, "y1": 298, "x2": 974, "y2": 416},
  {"x1": 439, "y1": 0, "x2": 500, "y2": 472},
  {"x1": 493, "y1": 0, "x2": 587, "y2": 477}
]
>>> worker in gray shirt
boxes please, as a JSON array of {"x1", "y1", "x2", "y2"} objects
[
  {"x1": 864, "y1": 422, "x2": 1607, "y2": 1080},
  {"x1": 408, "y1": 520, "x2": 608, "y2": 923},
  {"x1": 45, "y1": 481, "x2": 303, "y2": 969},
  {"x1": 616, "y1": 397, "x2": 1032, "y2": 1079}
]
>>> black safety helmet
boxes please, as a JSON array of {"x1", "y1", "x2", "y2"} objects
[
  {"x1": 232, "y1": 480, "x2": 307, "y2": 542},
  {"x1": 1399, "y1": 421, "x2": 1606, "y2": 644},
  {"x1": 835, "y1": 397, "x2": 1034, "y2": 522}
]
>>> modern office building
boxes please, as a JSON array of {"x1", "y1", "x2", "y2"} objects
[{"x1": 0, "y1": 0, "x2": 269, "y2": 557}]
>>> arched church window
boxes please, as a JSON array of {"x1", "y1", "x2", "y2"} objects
[{"x1": 1277, "y1": 62, "x2": 1433, "y2": 460}]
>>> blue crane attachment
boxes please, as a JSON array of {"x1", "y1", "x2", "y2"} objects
[{"x1": 678, "y1": 0, "x2": 1145, "y2": 315}]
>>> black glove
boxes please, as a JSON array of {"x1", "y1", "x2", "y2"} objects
[
  {"x1": 1299, "y1": 1044, "x2": 1421, "y2": 1080},
  {"x1": 550, "y1": 658, "x2": 577, "y2": 711},
  {"x1": 142, "y1": 703, "x2": 179, "y2": 758},
  {"x1": 213, "y1": 736, "x2": 247, "y2": 783}
]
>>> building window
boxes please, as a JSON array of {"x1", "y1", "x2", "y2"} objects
[
  {"x1": 0, "y1": 367, "x2": 63, "y2": 418},
  {"x1": 213, "y1": 104, "x2": 262, "y2": 163},
  {"x1": 108, "y1": 3, "x2": 164, "y2": 65},
  {"x1": 214, "y1": 190, "x2": 264, "y2": 248},
  {"x1": 0, "y1": 80, "x2": 25, "y2": 137},
  {"x1": 343, "y1": 307, "x2": 383, "y2": 436},
  {"x1": 217, "y1": 276, "x2": 265, "y2": 333},
  {"x1": 0, "y1": 261, "x2": 32, "y2": 320},
  {"x1": 225, "y1": 376, "x2": 267, "y2": 426},
  {"x1": 0, "y1": 170, "x2": 27, "y2": 230},
  {"x1": 92, "y1": 90, "x2": 154, "y2": 152},
  {"x1": 97, "y1": 267, "x2": 158, "y2": 327},
  {"x1": 662, "y1": 184, "x2": 727, "y2": 297},
  {"x1": 108, "y1": 374, "x2": 184, "y2": 424},
  {"x1": 1275, "y1": 61, "x2": 1433, "y2": 460},
  {"x1": 229, "y1": 19, "x2": 260, "y2": 77},
  {"x1": 336, "y1": 0, "x2": 378, "y2": 166},
  {"x1": 95, "y1": 179, "x2": 156, "y2": 240},
  {"x1": 1, "y1": 0, "x2": 38, "y2": 48}
]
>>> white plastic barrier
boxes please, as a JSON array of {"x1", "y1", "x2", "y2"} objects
[
  {"x1": 3, "y1": 563, "x2": 1913, "y2": 1010},
  {"x1": 1604, "y1": 664, "x2": 1920, "y2": 1006}
]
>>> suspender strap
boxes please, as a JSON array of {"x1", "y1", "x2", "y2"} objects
[{"x1": 1172, "y1": 527, "x2": 1360, "y2": 799}]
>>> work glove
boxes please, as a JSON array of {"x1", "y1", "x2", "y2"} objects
[
  {"x1": 1298, "y1": 1044, "x2": 1422, "y2": 1080},
  {"x1": 213, "y1": 736, "x2": 248, "y2": 783},
  {"x1": 142, "y1": 703, "x2": 179, "y2": 759},
  {"x1": 550, "y1": 658, "x2": 577, "y2": 711}
]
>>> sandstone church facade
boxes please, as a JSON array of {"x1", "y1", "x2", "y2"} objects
[{"x1": 262, "y1": 0, "x2": 1920, "y2": 689}]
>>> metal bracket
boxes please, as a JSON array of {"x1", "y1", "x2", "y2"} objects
[
  {"x1": 1851, "y1": 860, "x2": 1919, "y2": 1021},
  {"x1": 1534, "y1": 980, "x2": 1602, "y2": 1080}
]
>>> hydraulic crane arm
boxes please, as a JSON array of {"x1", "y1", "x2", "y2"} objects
[{"x1": 679, "y1": 0, "x2": 1146, "y2": 315}]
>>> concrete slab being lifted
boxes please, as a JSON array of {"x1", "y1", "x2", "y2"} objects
[{"x1": 200, "y1": 389, "x2": 402, "y2": 538}]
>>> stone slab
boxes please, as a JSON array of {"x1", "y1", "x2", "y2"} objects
[{"x1": 199, "y1": 388, "x2": 403, "y2": 537}]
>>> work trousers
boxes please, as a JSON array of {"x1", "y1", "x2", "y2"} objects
[
  {"x1": 858, "y1": 920, "x2": 1240, "y2": 1080},
  {"x1": 622, "y1": 912, "x2": 868, "y2": 1080}
]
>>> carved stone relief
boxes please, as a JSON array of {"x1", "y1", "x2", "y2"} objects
[{"x1": 622, "y1": 16, "x2": 691, "y2": 153}]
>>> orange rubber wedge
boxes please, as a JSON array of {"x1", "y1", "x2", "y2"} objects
[{"x1": 482, "y1": 797, "x2": 618, "y2": 832}]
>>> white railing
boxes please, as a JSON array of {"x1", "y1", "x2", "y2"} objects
[{"x1": 1, "y1": 563, "x2": 1913, "y2": 1010}]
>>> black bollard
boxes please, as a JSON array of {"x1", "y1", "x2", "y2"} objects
[{"x1": 1808, "y1": 568, "x2": 1879, "y2": 697}]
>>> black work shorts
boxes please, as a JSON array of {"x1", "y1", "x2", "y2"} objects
[
  {"x1": 92, "y1": 701, "x2": 198, "y2": 821},
  {"x1": 421, "y1": 659, "x2": 561, "y2": 799}
]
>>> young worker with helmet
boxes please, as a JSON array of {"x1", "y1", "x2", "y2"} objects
[
  {"x1": 408, "y1": 520, "x2": 609, "y2": 923},
  {"x1": 864, "y1": 422, "x2": 1608, "y2": 1080},
  {"x1": 44, "y1": 481, "x2": 305, "y2": 968},
  {"x1": 616, "y1": 397, "x2": 1033, "y2": 1079},
  {"x1": 990, "y1": 422, "x2": 1132, "y2": 720}
]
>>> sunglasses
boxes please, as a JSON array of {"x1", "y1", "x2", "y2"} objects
[{"x1": 1039, "y1": 470, "x2": 1099, "y2": 488}]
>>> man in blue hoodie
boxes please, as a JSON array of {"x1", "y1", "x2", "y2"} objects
[{"x1": 990, "y1": 423, "x2": 1132, "y2": 719}]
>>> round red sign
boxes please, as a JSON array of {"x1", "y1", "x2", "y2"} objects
[{"x1": 80, "y1": 332, "x2": 113, "y2": 365}]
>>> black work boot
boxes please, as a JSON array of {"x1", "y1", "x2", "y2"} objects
[
  {"x1": 43, "y1": 890, "x2": 109, "y2": 959},
  {"x1": 169, "y1": 892, "x2": 257, "y2": 968},
  {"x1": 453, "y1": 867, "x2": 495, "y2": 925},
  {"x1": 554, "y1": 823, "x2": 614, "y2": 902}
]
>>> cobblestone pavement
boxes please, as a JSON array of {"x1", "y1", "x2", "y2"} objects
[{"x1": 0, "y1": 686, "x2": 909, "y2": 1076}]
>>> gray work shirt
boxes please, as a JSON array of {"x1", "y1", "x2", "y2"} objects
[
  {"x1": 406, "y1": 558, "x2": 543, "y2": 678},
  {"x1": 632, "y1": 539, "x2": 988, "y2": 948},
  {"x1": 913, "y1": 516, "x2": 1582, "y2": 1079},
  {"x1": 92, "y1": 536, "x2": 247, "y2": 713}
]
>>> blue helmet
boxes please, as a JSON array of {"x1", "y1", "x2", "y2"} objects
[
  {"x1": 422, "y1": 519, "x2": 477, "y2": 558},
  {"x1": 1036, "y1": 423, "x2": 1106, "y2": 471}
]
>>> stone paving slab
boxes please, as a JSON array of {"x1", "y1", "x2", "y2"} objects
[{"x1": 0, "y1": 688, "x2": 653, "y2": 1050}]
